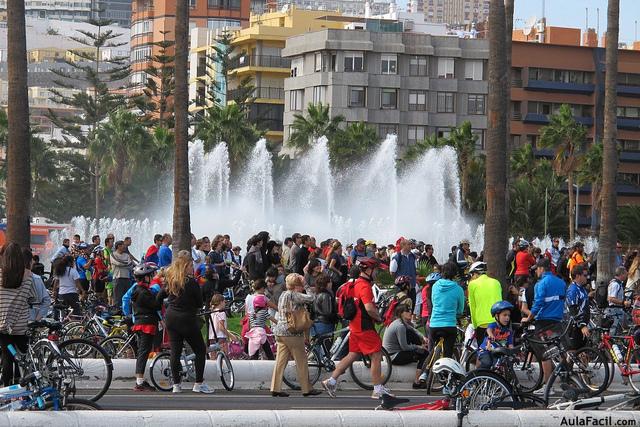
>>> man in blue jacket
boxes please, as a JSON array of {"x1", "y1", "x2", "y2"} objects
[{"x1": 523, "y1": 258, "x2": 566, "y2": 395}]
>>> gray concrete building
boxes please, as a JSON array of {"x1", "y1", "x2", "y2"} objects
[{"x1": 281, "y1": 28, "x2": 489, "y2": 148}]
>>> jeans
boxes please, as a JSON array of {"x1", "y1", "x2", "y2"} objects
[
  {"x1": 478, "y1": 351, "x2": 498, "y2": 369},
  {"x1": 114, "y1": 278, "x2": 131, "y2": 309},
  {"x1": 605, "y1": 307, "x2": 626, "y2": 335},
  {"x1": 311, "y1": 322, "x2": 335, "y2": 338},
  {"x1": 165, "y1": 310, "x2": 206, "y2": 384}
]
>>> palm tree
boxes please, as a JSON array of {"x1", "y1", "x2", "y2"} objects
[
  {"x1": 195, "y1": 103, "x2": 260, "y2": 173},
  {"x1": 577, "y1": 142, "x2": 603, "y2": 233},
  {"x1": 510, "y1": 143, "x2": 537, "y2": 181},
  {"x1": 510, "y1": 176, "x2": 568, "y2": 239},
  {"x1": 484, "y1": 0, "x2": 509, "y2": 287},
  {"x1": 539, "y1": 104, "x2": 588, "y2": 242},
  {"x1": 90, "y1": 108, "x2": 151, "y2": 215},
  {"x1": 6, "y1": 0, "x2": 31, "y2": 245},
  {"x1": 328, "y1": 121, "x2": 379, "y2": 169},
  {"x1": 172, "y1": 0, "x2": 191, "y2": 251},
  {"x1": 618, "y1": 205, "x2": 640, "y2": 244},
  {"x1": 447, "y1": 122, "x2": 477, "y2": 211},
  {"x1": 287, "y1": 103, "x2": 344, "y2": 152},
  {"x1": 30, "y1": 136, "x2": 58, "y2": 205},
  {"x1": 401, "y1": 133, "x2": 444, "y2": 164},
  {"x1": 598, "y1": 0, "x2": 620, "y2": 283}
]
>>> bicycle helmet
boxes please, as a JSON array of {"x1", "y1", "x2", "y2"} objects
[
  {"x1": 425, "y1": 272, "x2": 442, "y2": 284},
  {"x1": 253, "y1": 294, "x2": 268, "y2": 309},
  {"x1": 490, "y1": 301, "x2": 514, "y2": 317},
  {"x1": 432, "y1": 357, "x2": 465, "y2": 377},
  {"x1": 394, "y1": 275, "x2": 412, "y2": 289},
  {"x1": 92, "y1": 245, "x2": 104, "y2": 254},
  {"x1": 133, "y1": 262, "x2": 159, "y2": 279},
  {"x1": 468, "y1": 261, "x2": 487, "y2": 275},
  {"x1": 77, "y1": 242, "x2": 89, "y2": 250},
  {"x1": 357, "y1": 257, "x2": 382, "y2": 270},
  {"x1": 518, "y1": 239, "x2": 530, "y2": 249}
]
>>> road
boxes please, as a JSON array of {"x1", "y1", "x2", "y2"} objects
[{"x1": 95, "y1": 390, "x2": 436, "y2": 410}]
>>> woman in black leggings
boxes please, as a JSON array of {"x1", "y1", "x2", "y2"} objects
[{"x1": 157, "y1": 250, "x2": 213, "y2": 394}]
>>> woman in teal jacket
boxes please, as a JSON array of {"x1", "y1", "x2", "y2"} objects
[{"x1": 429, "y1": 262, "x2": 465, "y2": 357}]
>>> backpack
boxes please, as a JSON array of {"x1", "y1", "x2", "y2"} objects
[
  {"x1": 337, "y1": 279, "x2": 357, "y2": 321},
  {"x1": 595, "y1": 281, "x2": 609, "y2": 309},
  {"x1": 382, "y1": 295, "x2": 400, "y2": 327}
]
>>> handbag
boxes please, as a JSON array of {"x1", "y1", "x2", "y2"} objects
[{"x1": 286, "y1": 308, "x2": 313, "y2": 333}]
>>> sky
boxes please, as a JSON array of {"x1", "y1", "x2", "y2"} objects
[{"x1": 394, "y1": 0, "x2": 640, "y2": 44}]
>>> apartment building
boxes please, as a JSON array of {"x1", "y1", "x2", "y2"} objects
[
  {"x1": 282, "y1": 28, "x2": 488, "y2": 148},
  {"x1": 130, "y1": 0, "x2": 251, "y2": 93},
  {"x1": 511, "y1": 41, "x2": 640, "y2": 225},
  {"x1": 424, "y1": 0, "x2": 490, "y2": 25}
]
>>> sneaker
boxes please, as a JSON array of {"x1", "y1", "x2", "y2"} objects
[
  {"x1": 371, "y1": 386, "x2": 395, "y2": 399},
  {"x1": 134, "y1": 381, "x2": 156, "y2": 392},
  {"x1": 412, "y1": 381, "x2": 427, "y2": 390},
  {"x1": 192, "y1": 383, "x2": 215, "y2": 394},
  {"x1": 321, "y1": 379, "x2": 337, "y2": 398},
  {"x1": 172, "y1": 384, "x2": 182, "y2": 394},
  {"x1": 533, "y1": 386, "x2": 557, "y2": 396}
]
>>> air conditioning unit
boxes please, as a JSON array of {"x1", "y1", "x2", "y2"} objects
[{"x1": 404, "y1": 20, "x2": 414, "y2": 31}]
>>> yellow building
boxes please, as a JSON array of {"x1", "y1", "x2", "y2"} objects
[
  {"x1": 190, "y1": 6, "x2": 345, "y2": 144},
  {"x1": 28, "y1": 47, "x2": 67, "y2": 63}
]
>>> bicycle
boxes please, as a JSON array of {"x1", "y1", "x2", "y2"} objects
[
  {"x1": 528, "y1": 321, "x2": 610, "y2": 406},
  {"x1": 282, "y1": 326, "x2": 392, "y2": 391},
  {"x1": 592, "y1": 320, "x2": 640, "y2": 393},
  {"x1": 149, "y1": 310, "x2": 235, "y2": 391},
  {"x1": 2, "y1": 344, "x2": 100, "y2": 411}
]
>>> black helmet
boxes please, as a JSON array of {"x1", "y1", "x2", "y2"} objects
[{"x1": 133, "y1": 262, "x2": 159, "y2": 280}]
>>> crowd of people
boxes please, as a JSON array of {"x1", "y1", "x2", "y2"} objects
[{"x1": 0, "y1": 229, "x2": 635, "y2": 400}]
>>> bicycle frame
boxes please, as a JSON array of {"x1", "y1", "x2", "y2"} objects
[{"x1": 600, "y1": 332, "x2": 640, "y2": 377}]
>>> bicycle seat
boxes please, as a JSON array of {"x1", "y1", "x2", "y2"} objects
[{"x1": 28, "y1": 318, "x2": 63, "y2": 331}]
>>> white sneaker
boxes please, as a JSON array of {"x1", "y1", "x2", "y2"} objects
[
  {"x1": 193, "y1": 383, "x2": 215, "y2": 394},
  {"x1": 321, "y1": 379, "x2": 337, "y2": 398},
  {"x1": 172, "y1": 384, "x2": 182, "y2": 394},
  {"x1": 532, "y1": 386, "x2": 556, "y2": 396},
  {"x1": 371, "y1": 386, "x2": 395, "y2": 399}
]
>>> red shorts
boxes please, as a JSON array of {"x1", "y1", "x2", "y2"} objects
[{"x1": 349, "y1": 330, "x2": 382, "y2": 355}]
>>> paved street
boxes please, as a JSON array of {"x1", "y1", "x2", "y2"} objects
[{"x1": 94, "y1": 390, "x2": 436, "y2": 410}]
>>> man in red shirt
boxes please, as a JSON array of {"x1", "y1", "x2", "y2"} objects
[
  {"x1": 322, "y1": 257, "x2": 393, "y2": 399},
  {"x1": 514, "y1": 239, "x2": 535, "y2": 287}
]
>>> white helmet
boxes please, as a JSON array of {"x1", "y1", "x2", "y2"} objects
[
  {"x1": 468, "y1": 261, "x2": 487, "y2": 274},
  {"x1": 432, "y1": 357, "x2": 465, "y2": 377}
]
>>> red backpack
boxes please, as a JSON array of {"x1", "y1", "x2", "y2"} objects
[
  {"x1": 336, "y1": 280, "x2": 358, "y2": 321},
  {"x1": 382, "y1": 297, "x2": 399, "y2": 327}
]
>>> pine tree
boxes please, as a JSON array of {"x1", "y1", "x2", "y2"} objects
[{"x1": 46, "y1": 15, "x2": 130, "y2": 217}]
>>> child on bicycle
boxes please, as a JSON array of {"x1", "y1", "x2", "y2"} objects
[
  {"x1": 245, "y1": 294, "x2": 276, "y2": 360},
  {"x1": 209, "y1": 294, "x2": 229, "y2": 357},
  {"x1": 477, "y1": 301, "x2": 514, "y2": 369}
]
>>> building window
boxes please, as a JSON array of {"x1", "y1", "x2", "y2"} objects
[
  {"x1": 381, "y1": 54, "x2": 397, "y2": 75},
  {"x1": 437, "y1": 128, "x2": 451, "y2": 140},
  {"x1": 290, "y1": 89, "x2": 304, "y2": 111},
  {"x1": 208, "y1": 0, "x2": 241, "y2": 8},
  {"x1": 207, "y1": 19, "x2": 240, "y2": 30},
  {"x1": 344, "y1": 51, "x2": 364, "y2": 72},
  {"x1": 437, "y1": 92, "x2": 455, "y2": 113},
  {"x1": 379, "y1": 124, "x2": 397, "y2": 136},
  {"x1": 468, "y1": 94, "x2": 485, "y2": 115},
  {"x1": 408, "y1": 90, "x2": 427, "y2": 111},
  {"x1": 131, "y1": 19, "x2": 153, "y2": 36},
  {"x1": 618, "y1": 73, "x2": 640, "y2": 87},
  {"x1": 130, "y1": 71, "x2": 147, "y2": 86},
  {"x1": 618, "y1": 106, "x2": 640, "y2": 119},
  {"x1": 472, "y1": 129, "x2": 484, "y2": 150},
  {"x1": 437, "y1": 57, "x2": 454, "y2": 79},
  {"x1": 190, "y1": 0, "x2": 196, "y2": 7},
  {"x1": 349, "y1": 86, "x2": 366, "y2": 107},
  {"x1": 464, "y1": 60, "x2": 483, "y2": 81},
  {"x1": 312, "y1": 86, "x2": 326, "y2": 104},
  {"x1": 131, "y1": 45, "x2": 152, "y2": 62},
  {"x1": 314, "y1": 52, "x2": 322, "y2": 72},
  {"x1": 529, "y1": 67, "x2": 594, "y2": 84},
  {"x1": 409, "y1": 55, "x2": 427, "y2": 76},
  {"x1": 381, "y1": 88, "x2": 397, "y2": 109},
  {"x1": 408, "y1": 125, "x2": 426, "y2": 145},
  {"x1": 620, "y1": 140, "x2": 640, "y2": 152},
  {"x1": 291, "y1": 57, "x2": 303, "y2": 77}
]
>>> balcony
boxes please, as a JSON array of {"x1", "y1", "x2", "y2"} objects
[
  {"x1": 228, "y1": 87, "x2": 284, "y2": 101},
  {"x1": 511, "y1": 78, "x2": 523, "y2": 88},
  {"x1": 617, "y1": 117, "x2": 640, "y2": 130},
  {"x1": 229, "y1": 55, "x2": 291, "y2": 71},
  {"x1": 523, "y1": 113, "x2": 593, "y2": 127},
  {"x1": 617, "y1": 85, "x2": 640, "y2": 98},
  {"x1": 525, "y1": 79, "x2": 595, "y2": 94}
]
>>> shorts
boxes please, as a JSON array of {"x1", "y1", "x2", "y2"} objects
[
  {"x1": 105, "y1": 282, "x2": 114, "y2": 296},
  {"x1": 348, "y1": 330, "x2": 382, "y2": 356},
  {"x1": 93, "y1": 279, "x2": 105, "y2": 293},
  {"x1": 79, "y1": 279, "x2": 90, "y2": 292}
]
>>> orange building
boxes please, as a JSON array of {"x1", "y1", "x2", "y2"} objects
[
  {"x1": 510, "y1": 41, "x2": 640, "y2": 228},
  {"x1": 129, "y1": 0, "x2": 251, "y2": 92},
  {"x1": 513, "y1": 23, "x2": 581, "y2": 46}
]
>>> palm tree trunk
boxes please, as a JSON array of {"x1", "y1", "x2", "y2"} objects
[
  {"x1": 6, "y1": 0, "x2": 31, "y2": 246},
  {"x1": 590, "y1": 184, "x2": 600, "y2": 234},
  {"x1": 597, "y1": 0, "x2": 620, "y2": 283},
  {"x1": 172, "y1": 0, "x2": 191, "y2": 251},
  {"x1": 567, "y1": 173, "x2": 576, "y2": 242},
  {"x1": 484, "y1": 0, "x2": 509, "y2": 290},
  {"x1": 504, "y1": 0, "x2": 514, "y2": 228},
  {"x1": 94, "y1": 163, "x2": 100, "y2": 218}
]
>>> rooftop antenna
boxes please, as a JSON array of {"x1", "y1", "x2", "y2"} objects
[
  {"x1": 542, "y1": 0, "x2": 545, "y2": 20},
  {"x1": 523, "y1": 16, "x2": 537, "y2": 37},
  {"x1": 597, "y1": 8, "x2": 600, "y2": 37},
  {"x1": 585, "y1": 8, "x2": 588, "y2": 33}
]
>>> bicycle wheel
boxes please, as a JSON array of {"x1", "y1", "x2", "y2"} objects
[
  {"x1": 512, "y1": 350, "x2": 543, "y2": 393},
  {"x1": 459, "y1": 370, "x2": 515, "y2": 410},
  {"x1": 628, "y1": 348, "x2": 640, "y2": 394},
  {"x1": 100, "y1": 336, "x2": 137, "y2": 359},
  {"x1": 544, "y1": 367, "x2": 585, "y2": 408},
  {"x1": 463, "y1": 349, "x2": 478, "y2": 373},
  {"x1": 217, "y1": 352, "x2": 235, "y2": 391},
  {"x1": 48, "y1": 338, "x2": 113, "y2": 402},
  {"x1": 349, "y1": 347, "x2": 392, "y2": 390},
  {"x1": 283, "y1": 346, "x2": 322, "y2": 391},
  {"x1": 149, "y1": 351, "x2": 173, "y2": 392},
  {"x1": 572, "y1": 346, "x2": 610, "y2": 396},
  {"x1": 44, "y1": 398, "x2": 102, "y2": 410}
]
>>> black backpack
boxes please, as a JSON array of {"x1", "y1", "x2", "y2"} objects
[{"x1": 595, "y1": 281, "x2": 609, "y2": 309}]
